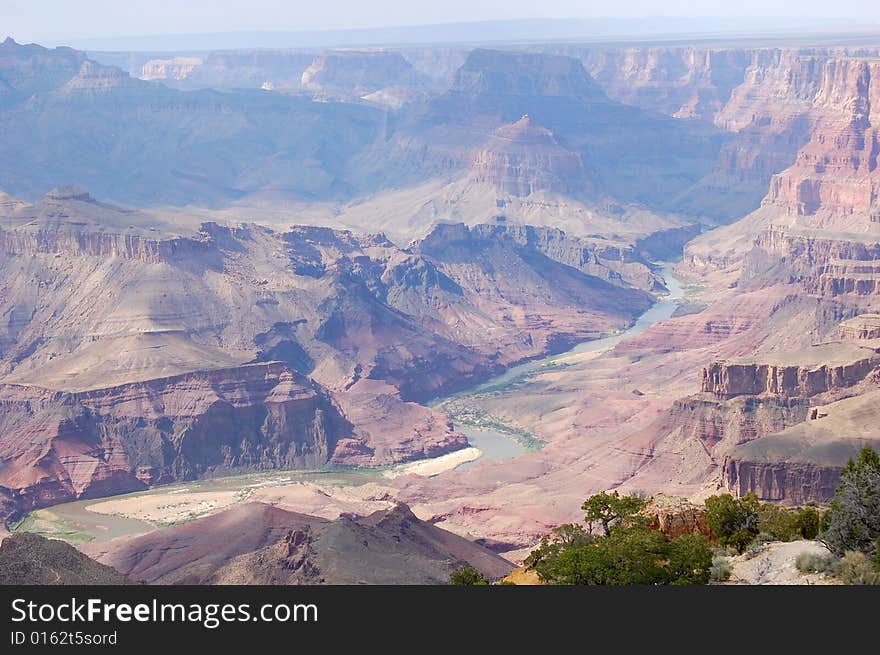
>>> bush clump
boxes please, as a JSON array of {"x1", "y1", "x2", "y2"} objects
[
  {"x1": 704, "y1": 493, "x2": 761, "y2": 553},
  {"x1": 527, "y1": 493, "x2": 714, "y2": 585},
  {"x1": 795, "y1": 551, "x2": 831, "y2": 574},
  {"x1": 709, "y1": 556, "x2": 733, "y2": 583},
  {"x1": 449, "y1": 565, "x2": 489, "y2": 586},
  {"x1": 832, "y1": 551, "x2": 880, "y2": 585}
]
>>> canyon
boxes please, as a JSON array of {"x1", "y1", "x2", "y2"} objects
[{"x1": 3, "y1": 30, "x2": 880, "y2": 574}]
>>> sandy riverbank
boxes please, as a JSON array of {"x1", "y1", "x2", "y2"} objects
[
  {"x1": 382, "y1": 447, "x2": 482, "y2": 479},
  {"x1": 86, "y1": 490, "x2": 242, "y2": 524}
]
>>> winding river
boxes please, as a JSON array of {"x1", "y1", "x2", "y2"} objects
[
  {"x1": 16, "y1": 263, "x2": 686, "y2": 542},
  {"x1": 442, "y1": 262, "x2": 686, "y2": 470}
]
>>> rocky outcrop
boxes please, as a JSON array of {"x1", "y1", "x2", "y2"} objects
[
  {"x1": 580, "y1": 46, "x2": 752, "y2": 121},
  {"x1": 702, "y1": 349, "x2": 880, "y2": 399},
  {"x1": 722, "y1": 389, "x2": 880, "y2": 503},
  {"x1": 451, "y1": 48, "x2": 605, "y2": 100},
  {"x1": 301, "y1": 51, "x2": 423, "y2": 98},
  {"x1": 470, "y1": 115, "x2": 588, "y2": 196},
  {"x1": 0, "y1": 224, "x2": 211, "y2": 264},
  {"x1": 61, "y1": 59, "x2": 134, "y2": 92},
  {"x1": 761, "y1": 58, "x2": 880, "y2": 219},
  {"x1": 662, "y1": 394, "x2": 811, "y2": 450},
  {"x1": 724, "y1": 459, "x2": 842, "y2": 504},
  {"x1": 746, "y1": 227, "x2": 880, "y2": 296},
  {"x1": 642, "y1": 494, "x2": 711, "y2": 539}
]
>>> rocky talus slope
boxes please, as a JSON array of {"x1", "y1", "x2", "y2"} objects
[{"x1": 93, "y1": 502, "x2": 514, "y2": 584}]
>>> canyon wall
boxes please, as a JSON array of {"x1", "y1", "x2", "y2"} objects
[{"x1": 0, "y1": 363, "x2": 356, "y2": 518}]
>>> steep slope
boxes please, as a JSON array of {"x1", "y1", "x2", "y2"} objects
[
  {"x1": 0, "y1": 189, "x2": 655, "y2": 521},
  {"x1": 0, "y1": 532, "x2": 132, "y2": 584},
  {"x1": 0, "y1": 39, "x2": 383, "y2": 206},
  {"x1": 96, "y1": 502, "x2": 514, "y2": 584},
  {"x1": 685, "y1": 53, "x2": 880, "y2": 279}
]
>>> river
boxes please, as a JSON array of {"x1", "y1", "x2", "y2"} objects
[
  {"x1": 443, "y1": 262, "x2": 686, "y2": 470},
  {"x1": 15, "y1": 264, "x2": 685, "y2": 542}
]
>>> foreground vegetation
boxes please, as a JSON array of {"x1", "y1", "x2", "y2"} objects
[{"x1": 451, "y1": 445, "x2": 880, "y2": 585}]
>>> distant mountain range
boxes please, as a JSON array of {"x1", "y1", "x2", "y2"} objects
[{"x1": 30, "y1": 16, "x2": 878, "y2": 53}]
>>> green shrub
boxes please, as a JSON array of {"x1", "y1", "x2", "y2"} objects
[
  {"x1": 794, "y1": 507, "x2": 821, "y2": 540},
  {"x1": 795, "y1": 551, "x2": 831, "y2": 574},
  {"x1": 709, "y1": 556, "x2": 733, "y2": 583},
  {"x1": 705, "y1": 493, "x2": 761, "y2": 553},
  {"x1": 531, "y1": 493, "x2": 714, "y2": 585},
  {"x1": 450, "y1": 565, "x2": 489, "y2": 585},
  {"x1": 832, "y1": 551, "x2": 880, "y2": 585},
  {"x1": 581, "y1": 491, "x2": 647, "y2": 536},
  {"x1": 821, "y1": 446, "x2": 880, "y2": 559},
  {"x1": 665, "y1": 533, "x2": 714, "y2": 585},
  {"x1": 758, "y1": 503, "x2": 799, "y2": 541}
]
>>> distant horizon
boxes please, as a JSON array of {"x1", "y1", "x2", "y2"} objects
[{"x1": 5, "y1": 15, "x2": 880, "y2": 53}]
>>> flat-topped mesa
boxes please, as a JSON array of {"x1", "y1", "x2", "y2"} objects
[
  {"x1": 451, "y1": 48, "x2": 605, "y2": 99},
  {"x1": 0, "y1": 225, "x2": 212, "y2": 264},
  {"x1": 300, "y1": 51, "x2": 420, "y2": 97},
  {"x1": 61, "y1": 59, "x2": 134, "y2": 92},
  {"x1": 0, "y1": 188, "x2": 213, "y2": 264},
  {"x1": 723, "y1": 389, "x2": 880, "y2": 503},
  {"x1": 470, "y1": 115, "x2": 589, "y2": 196},
  {"x1": 701, "y1": 343, "x2": 880, "y2": 399}
]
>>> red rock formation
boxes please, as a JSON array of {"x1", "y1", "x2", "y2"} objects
[
  {"x1": 470, "y1": 115, "x2": 589, "y2": 197},
  {"x1": 724, "y1": 458, "x2": 842, "y2": 504},
  {"x1": 701, "y1": 352, "x2": 880, "y2": 399},
  {"x1": 0, "y1": 363, "x2": 352, "y2": 516},
  {"x1": 762, "y1": 58, "x2": 880, "y2": 219},
  {"x1": 642, "y1": 494, "x2": 711, "y2": 539}
]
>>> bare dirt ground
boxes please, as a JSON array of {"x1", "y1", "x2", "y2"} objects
[{"x1": 727, "y1": 540, "x2": 838, "y2": 585}]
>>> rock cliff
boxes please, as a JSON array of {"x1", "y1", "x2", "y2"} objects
[
  {"x1": 0, "y1": 363, "x2": 355, "y2": 518},
  {"x1": 701, "y1": 344, "x2": 880, "y2": 399},
  {"x1": 470, "y1": 115, "x2": 589, "y2": 197},
  {"x1": 723, "y1": 390, "x2": 880, "y2": 503}
]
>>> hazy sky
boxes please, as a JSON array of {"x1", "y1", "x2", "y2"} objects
[{"x1": 3, "y1": 0, "x2": 880, "y2": 43}]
